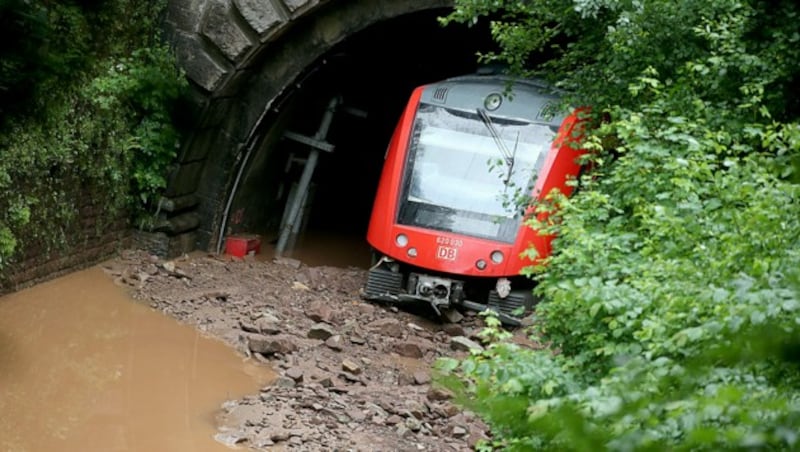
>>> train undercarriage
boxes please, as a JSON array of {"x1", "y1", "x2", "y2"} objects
[{"x1": 362, "y1": 255, "x2": 535, "y2": 326}]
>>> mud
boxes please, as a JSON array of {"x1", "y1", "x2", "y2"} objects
[
  {"x1": 0, "y1": 266, "x2": 275, "y2": 452},
  {"x1": 106, "y1": 249, "x2": 543, "y2": 451}
]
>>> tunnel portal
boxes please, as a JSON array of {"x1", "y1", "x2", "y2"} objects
[{"x1": 156, "y1": 1, "x2": 496, "y2": 264}]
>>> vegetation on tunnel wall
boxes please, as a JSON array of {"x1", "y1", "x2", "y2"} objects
[
  {"x1": 436, "y1": 0, "x2": 800, "y2": 450},
  {"x1": 0, "y1": 0, "x2": 188, "y2": 268}
]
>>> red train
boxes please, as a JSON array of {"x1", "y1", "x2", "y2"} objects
[{"x1": 364, "y1": 74, "x2": 586, "y2": 323}]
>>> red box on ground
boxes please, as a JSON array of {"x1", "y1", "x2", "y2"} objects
[{"x1": 224, "y1": 234, "x2": 261, "y2": 257}]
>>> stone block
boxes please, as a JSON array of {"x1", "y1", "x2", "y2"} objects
[
  {"x1": 173, "y1": 32, "x2": 232, "y2": 92},
  {"x1": 165, "y1": 161, "x2": 206, "y2": 197},
  {"x1": 201, "y1": 0, "x2": 257, "y2": 62},
  {"x1": 166, "y1": 0, "x2": 208, "y2": 32},
  {"x1": 233, "y1": 0, "x2": 286, "y2": 37},
  {"x1": 284, "y1": 0, "x2": 321, "y2": 15}
]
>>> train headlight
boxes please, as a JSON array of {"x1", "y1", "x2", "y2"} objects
[
  {"x1": 484, "y1": 93, "x2": 502, "y2": 111},
  {"x1": 475, "y1": 259, "x2": 487, "y2": 270},
  {"x1": 490, "y1": 250, "x2": 504, "y2": 264},
  {"x1": 395, "y1": 233, "x2": 408, "y2": 247},
  {"x1": 407, "y1": 247, "x2": 418, "y2": 258}
]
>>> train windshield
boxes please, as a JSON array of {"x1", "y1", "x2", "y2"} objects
[{"x1": 398, "y1": 103, "x2": 557, "y2": 243}]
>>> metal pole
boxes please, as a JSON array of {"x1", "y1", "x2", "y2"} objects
[{"x1": 275, "y1": 96, "x2": 340, "y2": 256}]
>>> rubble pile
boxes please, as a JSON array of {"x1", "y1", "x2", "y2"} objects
[{"x1": 104, "y1": 250, "x2": 537, "y2": 451}]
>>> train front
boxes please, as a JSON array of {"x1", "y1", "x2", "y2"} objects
[{"x1": 365, "y1": 75, "x2": 583, "y2": 322}]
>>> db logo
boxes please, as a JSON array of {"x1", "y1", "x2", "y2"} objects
[{"x1": 436, "y1": 246, "x2": 457, "y2": 261}]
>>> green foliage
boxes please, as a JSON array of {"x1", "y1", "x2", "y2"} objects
[
  {"x1": 0, "y1": 0, "x2": 186, "y2": 267},
  {"x1": 85, "y1": 46, "x2": 186, "y2": 208},
  {"x1": 437, "y1": 0, "x2": 800, "y2": 449}
]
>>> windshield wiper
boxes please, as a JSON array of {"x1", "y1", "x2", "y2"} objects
[{"x1": 477, "y1": 108, "x2": 517, "y2": 184}]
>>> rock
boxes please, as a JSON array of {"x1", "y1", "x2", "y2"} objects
[
  {"x1": 270, "y1": 430, "x2": 291, "y2": 442},
  {"x1": 341, "y1": 358, "x2": 361, "y2": 374},
  {"x1": 338, "y1": 371, "x2": 361, "y2": 383},
  {"x1": 520, "y1": 313, "x2": 537, "y2": 327},
  {"x1": 365, "y1": 403, "x2": 388, "y2": 417},
  {"x1": 214, "y1": 431, "x2": 248, "y2": 447},
  {"x1": 305, "y1": 301, "x2": 337, "y2": 324},
  {"x1": 511, "y1": 333, "x2": 542, "y2": 350},
  {"x1": 239, "y1": 321, "x2": 260, "y2": 334},
  {"x1": 385, "y1": 414, "x2": 404, "y2": 425},
  {"x1": 367, "y1": 318, "x2": 405, "y2": 338},
  {"x1": 452, "y1": 426, "x2": 469, "y2": 437},
  {"x1": 467, "y1": 430, "x2": 490, "y2": 449},
  {"x1": 440, "y1": 403, "x2": 461, "y2": 418},
  {"x1": 393, "y1": 341, "x2": 424, "y2": 358},
  {"x1": 441, "y1": 308, "x2": 464, "y2": 324},
  {"x1": 405, "y1": 417, "x2": 422, "y2": 432},
  {"x1": 255, "y1": 314, "x2": 282, "y2": 335},
  {"x1": 346, "y1": 408, "x2": 367, "y2": 422},
  {"x1": 241, "y1": 315, "x2": 281, "y2": 335},
  {"x1": 450, "y1": 336, "x2": 484, "y2": 352},
  {"x1": 451, "y1": 412, "x2": 477, "y2": 425},
  {"x1": 426, "y1": 387, "x2": 454, "y2": 402},
  {"x1": 274, "y1": 376, "x2": 296, "y2": 388},
  {"x1": 441, "y1": 323, "x2": 466, "y2": 337},
  {"x1": 396, "y1": 425, "x2": 414, "y2": 439},
  {"x1": 349, "y1": 335, "x2": 366, "y2": 345},
  {"x1": 340, "y1": 320, "x2": 358, "y2": 334},
  {"x1": 357, "y1": 303, "x2": 375, "y2": 316},
  {"x1": 285, "y1": 367, "x2": 304, "y2": 382},
  {"x1": 292, "y1": 281, "x2": 310, "y2": 291},
  {"x1": 398, "y1": 372, "x2": 415, "y2": 386},
  {"x1": 371, "y1": 415, "x2": 385, "y2": 425},
  {"x1": 376, "y1": 400, "x2": 396, "y2": 414},
  {"x1": 413, "y1": 371, "x2": 431, "y2": 385},
  {"x1": 325, "y1": 335, "x2": 344, "y2": 351},
  {"x1": 247, "y1": 334, "x2": 298, "y2": 355},
  {"x1": 144, "y1": 263, "x2": 159, "y2": 275},
  {"x1": 253, "y1": 435, "x2": 275, "y2": 448},
  {"x1": 404, "y1": 400, "x2": 427, "y2": 419},
  {"x1": 307, "y1": 323, "x2": 337, "y2": 340}
]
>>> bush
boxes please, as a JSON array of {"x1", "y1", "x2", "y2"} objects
[
  {"x1": 436, "y1": 0, "x2": 800, "y2": 449},
  {"x1": 0, "y1": 0, "x2": 187, "y2": 268}
]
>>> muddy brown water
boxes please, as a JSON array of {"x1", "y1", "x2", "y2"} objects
[
  {"x1": 262, "y1": 230, "x2": 372, "y2": 269},
  {"x1": 0, "y1": 266, "x2": 276, "y2": 452}
]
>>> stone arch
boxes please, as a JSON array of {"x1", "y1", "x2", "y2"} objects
[{"x1": 148, "y1": 0, "x2": 454, "y2": 256}]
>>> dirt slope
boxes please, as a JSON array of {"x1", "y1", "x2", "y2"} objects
[{"x1": 103, "y1": 250, "x2": 528, "y2": 451}]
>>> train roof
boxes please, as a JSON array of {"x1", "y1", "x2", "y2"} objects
[{"x1": 418, "y1": 75, "x2": 566, "y2": 127}]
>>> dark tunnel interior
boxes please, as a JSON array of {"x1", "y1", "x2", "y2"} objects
[{"x1": 227, "y1": 9, "x2": 497, "y2": 266}]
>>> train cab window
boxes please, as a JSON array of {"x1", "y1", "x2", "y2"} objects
[{"x1": 398, "y1": 103, "x2": 557, "y2": 243}]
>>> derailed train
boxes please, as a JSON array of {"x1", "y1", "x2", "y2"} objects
[{"x1": 363, "y1": 74, "x2": 587, "y2": 324}]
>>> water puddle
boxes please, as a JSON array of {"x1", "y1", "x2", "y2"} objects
[
  {"x1": 262, "y1": 230, "x2": 371, "y2": 268},
  {"x1": 0, "y1": 266, "x2": 276, "y2": 452}
]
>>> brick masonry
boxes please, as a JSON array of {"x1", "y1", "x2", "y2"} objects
[{"x1": 0, "y1": 211, "x2": 132, "y2": 296}]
